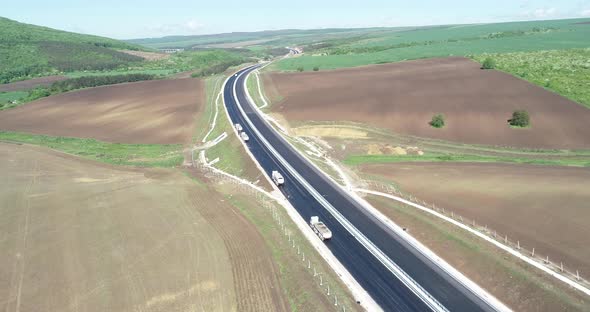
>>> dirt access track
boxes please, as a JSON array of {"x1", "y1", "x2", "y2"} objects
[
  {"x1": 0, "y1": 142, "x2": 287, "y2": 312},
  {"x1": 0, "y1": 78, "x2": 203, "y2": 144},
  {"x1": 265, "y1": 57, "x2": 590, "y2": 149},
  {"x1": 360, "y1": 162, "x2": 590, "y2": 277}
]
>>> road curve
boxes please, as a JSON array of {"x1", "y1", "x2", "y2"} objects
[{"x1": 223, "y1": 64, "x2": 502, "y2": 312}]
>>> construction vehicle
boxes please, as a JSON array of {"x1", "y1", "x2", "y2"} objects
[
  {"x1": 235, "y1": 123, "x2": 243, "y2": 131},
  {"x1": 271, "y1": 170, "x2": 284, "y2": 186},
  {"x1": 310, "y1": 216, "x2": 332, "y2": 240},
  {"x1": 240, "y1": 132, "x2": 249, "y2": 142}
]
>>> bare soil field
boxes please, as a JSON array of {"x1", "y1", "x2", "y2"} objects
[
  {"x1": 360, "y1": 162, "x2": 590, "y2": 276},
  {"x1": 265, "y1": 57, "x2": 590, "y2": 149},
  {"x1": 0, "y1": 142, "x2": 287, "y2": 312},
  {"x1": 0, "y1": 78, "x2": 203, "y2": 144},
  {"x1": 0, "y1": 76, "x2": 67, "y2": 92}
]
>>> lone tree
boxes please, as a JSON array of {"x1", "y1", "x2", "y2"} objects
[
  {"x1": 313, "y1": 66, "x2": 320, "y2": 71},
  {"x1": 481, "y1": 57, "x2": 496, "y2": 69},
  {"x1": 297, "y1": 66, "x2": 304, "y2": 72},
  {"x1": 508, "y1": 110, "x2": 530, "y2": 127},
  {"x1": 430, "y1": 114, "x2": 445, "y2": 128}
]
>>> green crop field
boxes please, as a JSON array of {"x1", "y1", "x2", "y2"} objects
[{"x1": 274, "y1": 18, "x2": 590, "y2": 71}]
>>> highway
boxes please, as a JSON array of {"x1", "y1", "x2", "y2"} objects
[{"x1": 223, "y1": 64, "x2": 500, "y2": 312}]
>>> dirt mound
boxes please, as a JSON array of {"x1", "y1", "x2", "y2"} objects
[
  {"x1": 0, "y1": 76, "x2": 67, "y2": 92},
  {"x1": 0, "y1": 78, "x2": 203, "y2": 144},
  {"x1": 265, "y1": 57, "x2": 590, "y2": 149}
]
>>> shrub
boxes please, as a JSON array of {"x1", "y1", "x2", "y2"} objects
[
  {"x1": 429, "y1": 114, "x2": 445, "y2": 128},
  {"x1": 508, "y1": 110, "x2": 530, "y2": 127},
  {"x1": 297, "y1": 66, "x2": 304, "y2": 72},
  {"x1": 313, "y1": 66, "x2": 320, "y2": 71},
  {"x1": 481, "y1": 57, "x2": 496, "y2": 69}
]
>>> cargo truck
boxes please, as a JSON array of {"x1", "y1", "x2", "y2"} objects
[{"x1": 310, "y1": 216, "x2": 332, "y2": 240}]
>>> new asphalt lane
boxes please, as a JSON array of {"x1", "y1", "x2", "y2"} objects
[{"x1": 224, "y1": 64, "x2": 497, "y2": 312}]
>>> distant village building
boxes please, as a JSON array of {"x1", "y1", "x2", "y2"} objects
[{"x1": 159, "y1": 48, "x2": 184, "y2": 54}]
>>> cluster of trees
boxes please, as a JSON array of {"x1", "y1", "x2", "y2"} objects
[
  {"x1": 191, "y1": 58, "x2": 249, "y2": 77},
  {"x1": 508, "y1": 110, "x2": 530, "y2": 127},
  {"x1": 0, "y1": 64, "x2": 49, "y2": 84},
  {"x1": 481, "y1": 57, "x2": 496, "y2": 69},
  {"x1": 49, "y1": 74, "x2": 155, "y2": 93},
  {"x1": 23, "y1": 73, "x2": 156, "y2": 103}
]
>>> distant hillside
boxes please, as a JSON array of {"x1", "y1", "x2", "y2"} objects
[
  {"x1": 0, "y1": 17, "x2": 147, "y2": 83},
  {"x1": 127, "y1": 28, "x2": 394, "y2": 49}
]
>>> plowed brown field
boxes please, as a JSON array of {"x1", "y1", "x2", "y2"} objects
[
  {"x1": 0, "y1": 78, "x2": 203, "y2": 144},
  {"x1": 265, "y1": 57, "x2": 590, "y2": 149},
  {"x1": 360, "y1": 162, "x2": 590, "y2": 276},
  {"x1": 0, "y1": 142, "x2": 287, "y2": 312}
]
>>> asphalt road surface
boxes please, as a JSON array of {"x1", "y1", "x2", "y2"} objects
[{"x1": 223, "y1": 64, "x2": 498, "y2": 312}]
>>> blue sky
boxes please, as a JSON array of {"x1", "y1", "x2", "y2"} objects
[{"x1": 3, "y1": 0, "x2": 590, "y2": 39}]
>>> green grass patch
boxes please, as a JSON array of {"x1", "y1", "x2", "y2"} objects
[
  {"x1": 0, "y1": 131, "x2": 183, "y2": 167},
  {"x1": 0, "y1": 91, "x2": 28, "y2": 110},
  {"x1": 0, "y1": 91, "x2": 27, "y2": 102},
  {"x1": 344, "y1": 153, "x2": 590, "y2": 167}
]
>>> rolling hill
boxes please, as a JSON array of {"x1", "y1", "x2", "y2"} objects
[{"x1": 0, "y1": 17, "x2": 147, "y2": 83}]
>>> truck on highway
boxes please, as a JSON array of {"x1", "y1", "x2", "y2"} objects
[
  {"x1": 310, "y1": 216, "x2": 332, "y2": 240},
  {"x1": 240, "y1": 132, "x2": 249, "y2": 142},
  {"x1": 235, "y1": 123, "x2": 243, "y2": 131},
  {"x1": 271, "y1": 170, "x2": 284, "y2": 186}
]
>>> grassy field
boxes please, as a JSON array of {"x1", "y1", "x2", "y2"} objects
[
  {"x1": 0, "y1": 131, "x2": 183, "y2": 167},
  {"x1": 273, "y1": 18, "x2": 590, "y2": 71},
  {"x1": 0, "y1": 91, "x2": 28, "y2": 109},
  {"x1": 344, "y1": 153, "x2": 590, "y2": 167},
  {"x1": 474, "y1": 48, "x2": 590, "y2": 108}
]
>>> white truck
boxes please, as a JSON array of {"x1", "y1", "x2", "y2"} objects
[
  {"x1": 240, "y1": 132, "x2": 249, "y2": 142},
  {"x1": 234, "y1": 123, "x2": 243, "y2": 131},
  {"x1": 271, "y1": 170, "x2": 284, "y2": 186},
  {"x1": 310, "y1": 216, "x2": 332, "y2": 240}
]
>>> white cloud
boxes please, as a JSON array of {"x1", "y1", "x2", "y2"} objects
[
  {"x1": 185, "y1": 19, "x2": 204, "y2": 31},
  {"x1": 530, "y1": 7, "x2": 557, "y2": 18},
  {"x1": 581, "y1": 9, "x2": 590, "y2": 17},
  {"x1": 146, "y1": 19, "x2": 205, "y2": 36}
]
